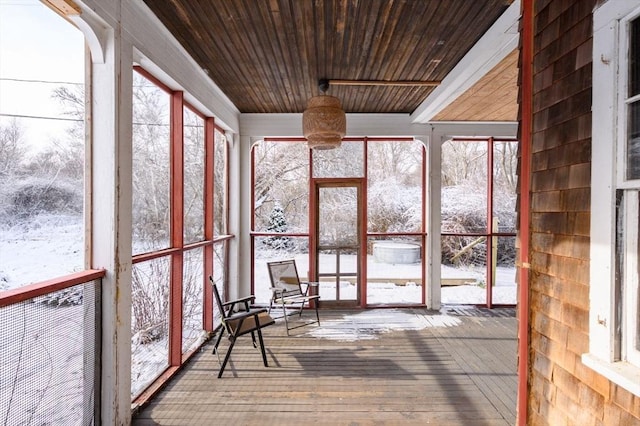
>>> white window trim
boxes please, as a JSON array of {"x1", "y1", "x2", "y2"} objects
[{"x1": 586, "y1": 0, "x2": 640, "y2": 398}]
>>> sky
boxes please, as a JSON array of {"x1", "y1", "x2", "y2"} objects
[{"x1": 0, "y1": 0, "x2": 85, "y2": 152}]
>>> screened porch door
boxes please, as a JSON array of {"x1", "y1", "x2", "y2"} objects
[{"x1": 311, "y1": 179, "x2": 364, "y2": 307}]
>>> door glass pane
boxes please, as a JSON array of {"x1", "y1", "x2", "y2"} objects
[
  {"x1": 319, "y1": 186, "x2": 358, "y2": 246},
  {"x1": 318, "y1": 248, "x2": 357, "y2": 301},
  {"x1": 317, "y1": 185, "x2": 359, "y2": 303},
  {"x1": 312, "y1": 141, "x2": 364, "y2": 178}
]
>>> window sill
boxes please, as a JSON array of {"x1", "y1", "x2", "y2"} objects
[{"x1": 582, "y1": 353, "x2": 640, "y2": 398}]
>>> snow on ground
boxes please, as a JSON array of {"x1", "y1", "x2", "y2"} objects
[
  {"x1": 299, "y1": 308, "x2": 461, "y2": 341},
  {"x1": 0, "y1": 214, "x2": 84, "y2": 290},
  {"x1": 253, "y1": 253, "x2": 517, "y2": 306}
]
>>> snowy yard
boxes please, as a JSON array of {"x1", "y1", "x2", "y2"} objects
[{"x1": 253, "y1": 253, "x2": 516, "y2": 306}]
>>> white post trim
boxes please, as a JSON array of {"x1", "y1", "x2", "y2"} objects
[{"x1": 90, "y1": 20, "x2": 134, "y2": 426}]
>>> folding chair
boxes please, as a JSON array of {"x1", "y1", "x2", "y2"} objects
[
  {"x1": 209, "y1": 277, "x2": 275, "y2": 378},
  {"x1": 267, "y1": 260, "x2": 320, "y2": 335}
]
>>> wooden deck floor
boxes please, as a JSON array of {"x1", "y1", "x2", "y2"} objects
[{"x1": 133, "y1": 307, "x2": 517, "y2": 425}]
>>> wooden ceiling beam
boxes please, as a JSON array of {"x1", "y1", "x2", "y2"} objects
[{"x1": 329, "y1": 79, "x2": 440, "y2": 87}]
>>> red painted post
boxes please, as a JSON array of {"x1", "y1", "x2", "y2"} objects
[
  {"x1": 203, "y1": 117, "x2": 215, "y2": 332},
  {"x1": 169, "y1": 90, "x2": 184, "y2": 366},
  {"x1": 517, "y1": 0, "x2": 533, "y2": 423}
]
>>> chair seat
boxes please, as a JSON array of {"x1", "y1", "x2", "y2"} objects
[
  {"x1": 229, "y1": 311, "x2": 275, "y2": 335},
  {"x1": 273, "y1": 294, "x2": 320, "y2": 304}
]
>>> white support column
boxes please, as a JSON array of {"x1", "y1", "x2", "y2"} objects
[
  {"x1": 91, "y1": 17, "x2": 133, "y2": 425},
  {"x1": 426, "y1": 128, "x2": 443, "y2": 310},
  {"x1": 228, "y1": 134, "x2": 254, "y2": 301}
]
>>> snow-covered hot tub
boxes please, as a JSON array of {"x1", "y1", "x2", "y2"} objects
[{"x1": 373, "y1": 241, "x2": 421, "y2": 264}]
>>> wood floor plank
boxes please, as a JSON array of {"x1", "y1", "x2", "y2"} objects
[{"x1": 132, "y1": 308, "x2": 517, "y2": 425}]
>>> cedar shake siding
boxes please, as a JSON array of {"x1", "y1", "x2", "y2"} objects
[{"x1": 525, "y1": 0, "x2": 640, "y2": 424}]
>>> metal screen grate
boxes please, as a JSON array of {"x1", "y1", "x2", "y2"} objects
[{"x1": 1, "y1": 282, "x2": 99, "y2": 425}]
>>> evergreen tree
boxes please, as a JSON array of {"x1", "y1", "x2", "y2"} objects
[{"x1": 264, "y1": 202, "x2": 291, "y2": 250}]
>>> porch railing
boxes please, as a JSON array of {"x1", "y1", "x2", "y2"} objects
[{"x1": 0, "y1": 270, "x2": 105, "y2": 426}]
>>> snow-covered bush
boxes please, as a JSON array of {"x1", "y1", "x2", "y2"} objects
[
  {"x1": 441, "y1": 185, "x2": 516, "y2": 266},
  {"x1": 368, "y1": 178, "x2": 421, "y2": 233},
  {"x1": 7, "y1": 178, "x2": 82, "y2": 220}
]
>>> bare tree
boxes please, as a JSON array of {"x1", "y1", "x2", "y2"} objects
[{"x1": 0, "y1": 118, "x2": 27, "y2": 178}]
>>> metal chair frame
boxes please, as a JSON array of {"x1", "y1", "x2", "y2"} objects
[
  {"x1": 267, "y1": 260, "x2": 320, "y2": 335},
  {"x1": 210, "y1": 277, "x2": 275, "y2": 378}
]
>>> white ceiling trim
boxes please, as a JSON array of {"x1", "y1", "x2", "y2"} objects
[{"x1": 410, "y1": 0, "x2": 521, "y2": 124}]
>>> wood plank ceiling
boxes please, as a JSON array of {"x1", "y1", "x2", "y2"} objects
[{"x1": 143, "y1": 0, "x2": 514, "y2": 115}]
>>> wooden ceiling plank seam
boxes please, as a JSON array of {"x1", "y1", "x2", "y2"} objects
[
  {"x1": 383, "y1": 0, "x2": 439, "y2": 83},
  {"x1": 241, "y1": 0, "x2": 292, "y2": 112},
  {"x1": 229, "y1": 0, "x2": 283, "y2": 112},
  {"x1": 398, "y1": 4, "x2": 450, "y2": 78},
  {"x1": 256, "y1": 0, "x2": 298, "y2": 112},
  {"x1": 183, "y1": 2, "x2": 256, "y2": 104},
  {"x1": 315, "y1": 1, "x2": 331, "y2": 95},
  {"x1": 207, "y1": 1, "x2": 267, "y2": 111},
  {"x1": 360, "y1": 3, "x2": 420, "y2": 112},
  {"x1": 380, "y1": 2, "x2": 428, "y2": 81},
  {"x1": 212, "y1": 0, "x2": 271, "y2": 112},
  {"x1": 396, "y1": 0, "x2": 473, "y2": 81},
  {"x1": 339, "y1": 2, "x2": 380, "y2": 112},
  {"x1": 397, "y1": 3, "x2": 448, "y2": 79},
  {"x1": 392, "y1": 2, "x2": 448, "y2": 79},
  {"x1": 328, "y1": 0, "x2": 349, "y2": 84},
  {"x1": 297, "y1": 1, "x2": 321, "y2": 108},
  {"x1": 366, "y1": 0, "x2": 417, "y2": 82},
  {"x1": 353, "y1": 0, "x2": 389, "y2": 80},
  {"x1": 426, "y1": 1, "x2": 510, "y2": 80},
  {"x1": 193, "y1": 1, "x2": 268, "y2": 112},
  {"x1": 416, "y1": 1, "x2": 489, "y2": 81},
  {"x1": 283, "y1": 0, "x2": 315, "y2": 111},
  {"x1": 280, "y1": 2, "x2": 315, "y2": 111}
]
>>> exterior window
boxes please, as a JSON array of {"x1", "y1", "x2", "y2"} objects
[
  {"x1": 627, "y1": 19, "x2": 640, "y2": 180},
  {"x1": 586, "y1": 0, "x2": 640, "y2": 397},
  {"x1": 622, "y1": 16, "x2": 640, "y2": 366}
]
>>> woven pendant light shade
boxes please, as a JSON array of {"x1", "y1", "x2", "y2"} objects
[{"x1": 302, "y1": 95, "x2": 346, "y2": 150}]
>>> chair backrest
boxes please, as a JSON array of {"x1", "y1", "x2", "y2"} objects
[
  {"x1": 209, "y1": 277, "x2": 228, "y2": 320},
  {"x1": 267, "y1": 260, "x2": 303, "y2": 297}
]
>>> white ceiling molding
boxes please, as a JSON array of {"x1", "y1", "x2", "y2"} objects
[
  {"x1": 410, "y1": 0, "x2": 520, "y2": 124},
  {"x1": 240, "y1": 113, "x2": 429, "y2": 139}
]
